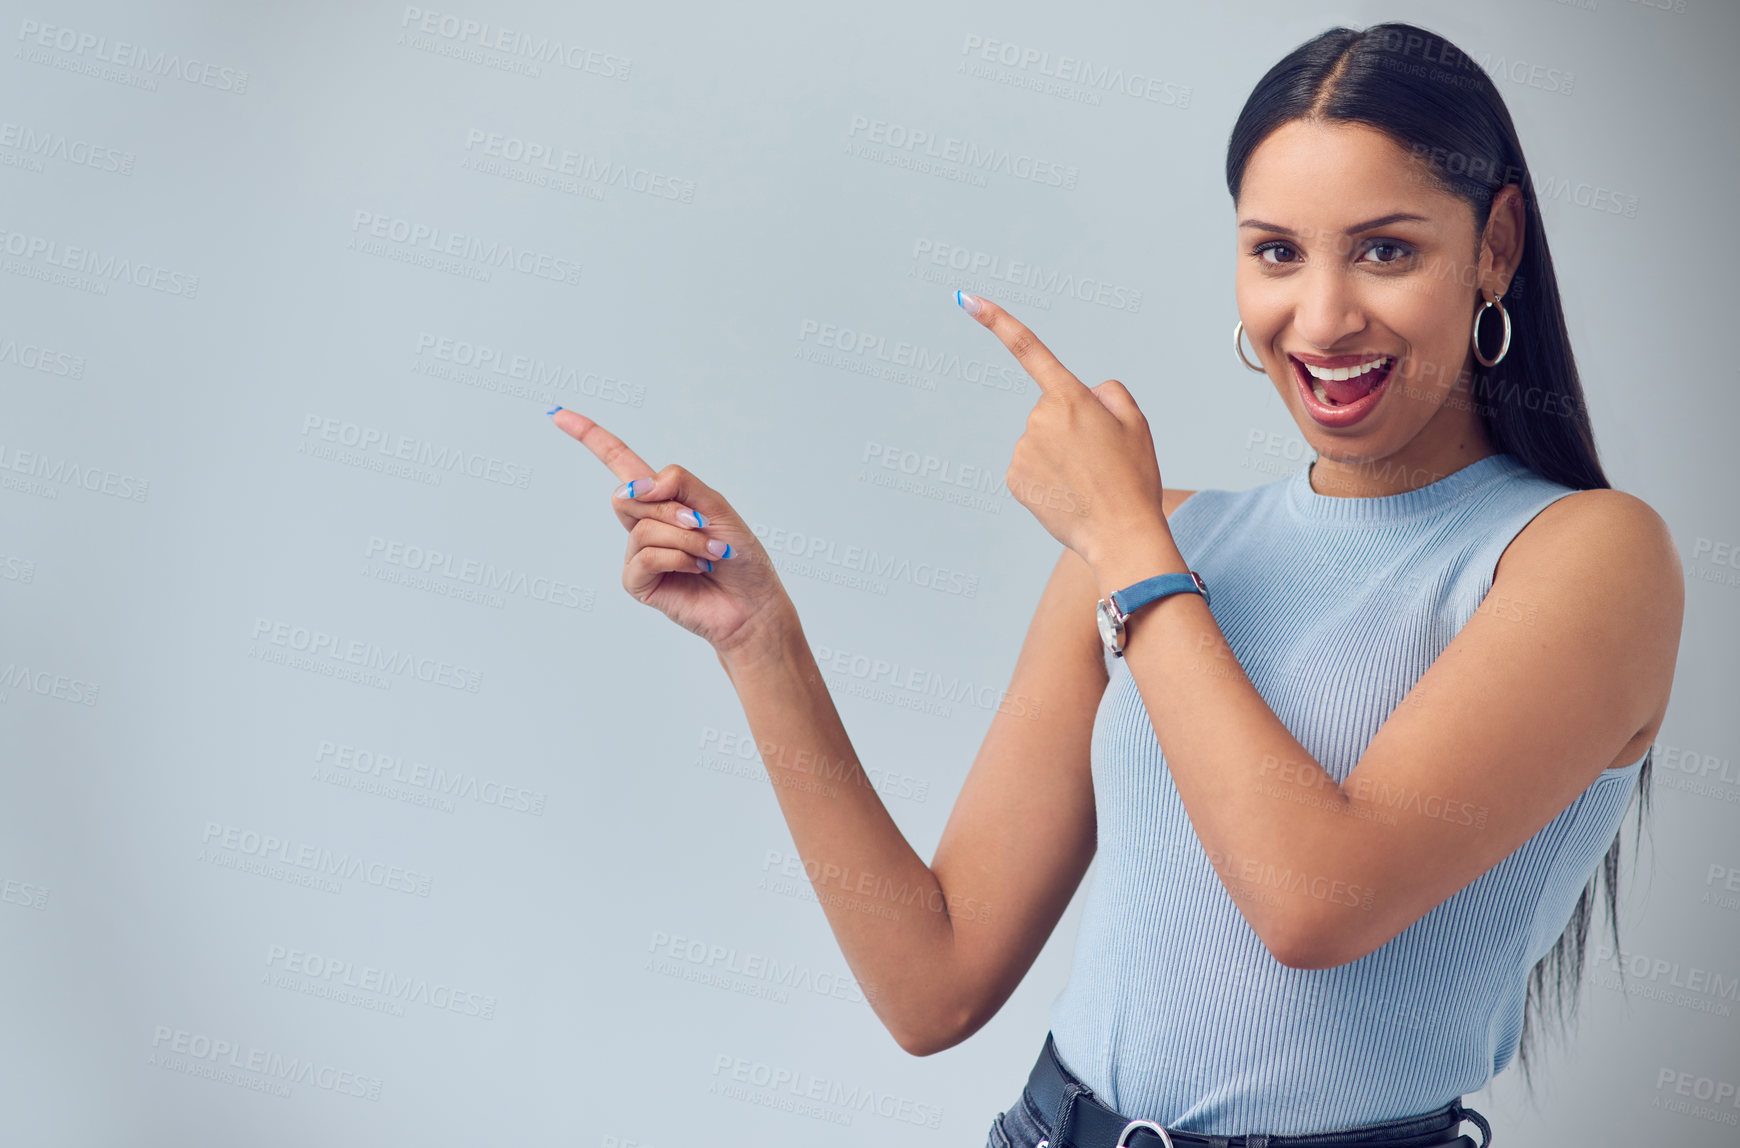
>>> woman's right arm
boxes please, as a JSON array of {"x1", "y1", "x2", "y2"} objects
[
  {"x1": 715, "y1": 543, "x2": 1109, "y2": 1056},
  {"x1": 548, "y1": 409, "x2": 1161, "y2": 1056}
]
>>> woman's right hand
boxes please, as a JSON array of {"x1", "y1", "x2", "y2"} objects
[{"x1": 548, "y1": 408, "x2": 795, "y2": 657}]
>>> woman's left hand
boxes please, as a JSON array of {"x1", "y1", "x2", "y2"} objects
[{"x1": 957, "y1": 291, "x2": 1173, "y2": 571}]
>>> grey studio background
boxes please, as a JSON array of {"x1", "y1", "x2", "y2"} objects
[{"x1": 1, "y1": 0, "x2": 1735, "y2": 1144}]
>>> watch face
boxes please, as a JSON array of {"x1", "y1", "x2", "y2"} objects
[{"x1": 1096, "y1": 599, "x2": 1123, "y2": 652}]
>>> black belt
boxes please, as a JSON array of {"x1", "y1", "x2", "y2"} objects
[{"x1": 1025, "y1": 1032, "x2": 1492, "y2": 1148}]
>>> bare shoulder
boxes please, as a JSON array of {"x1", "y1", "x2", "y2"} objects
[
  {"x1": 1499, "y1": 487, "x2": 1681, "y2": 584},
  {"x1": 1163, "y1": 488, "x2": 1199, "y2": 518},
  {"x1": 1495, "y1": 486, "x2": 1684, "y2": 747}
]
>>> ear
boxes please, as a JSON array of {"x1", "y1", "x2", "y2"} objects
[{"x1": 1478, "y1": 184, "x2": 1526, "y2": 298}]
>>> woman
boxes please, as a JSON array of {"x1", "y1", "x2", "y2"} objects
[{"x1": 549, "y1": 21, "x2": 1681, "y2": 1148}]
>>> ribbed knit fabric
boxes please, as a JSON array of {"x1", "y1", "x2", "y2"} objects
[{"x1": 1046, "y1": 451, "x2": 1646, "y2": 1135}]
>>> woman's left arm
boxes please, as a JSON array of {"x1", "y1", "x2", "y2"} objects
[
  {"x1": 959, "y1": 293, "x2": 1686, "y2": 970},
  {"x1": 1104, "y1": 487, "x2": 1682, "y2": 970}
]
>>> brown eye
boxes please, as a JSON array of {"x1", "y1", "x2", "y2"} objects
[
  {"x1": 1362, "y1": 241, "x2": 1412, "y2": 264},
  {"x1": 1255, "y1": 242, "x2": 1298, "y2": 264}
]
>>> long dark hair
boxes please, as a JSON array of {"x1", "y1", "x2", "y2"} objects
[{"x1": 1223, "y1": 22, "x2": 1652, "y2": 1089}]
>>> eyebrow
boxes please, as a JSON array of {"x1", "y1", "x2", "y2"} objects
[{"x1": 1237, "y1": 212, "x2": 1430, "y2": 235}]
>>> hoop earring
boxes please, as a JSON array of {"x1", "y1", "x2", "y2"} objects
[
  {"x1": 1471, "y1": 293, "x2": 1511, "y2": 367},
  {"x1": 1233, "y1": 320, "x2": 1267, "y2": 373}
]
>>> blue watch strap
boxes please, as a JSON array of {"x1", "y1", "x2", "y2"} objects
[{"x1": 1111, "y1": 570, "x2": 1210, "y2": 617}]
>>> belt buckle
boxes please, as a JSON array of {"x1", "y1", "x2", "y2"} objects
[{"x1": 1116, "y1": 1118, "x2": 1176, "y2": 1148}]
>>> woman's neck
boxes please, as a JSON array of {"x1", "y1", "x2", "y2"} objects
[{"x1": 1308, "y1": 433, "x2": 1500, "y2": 499}]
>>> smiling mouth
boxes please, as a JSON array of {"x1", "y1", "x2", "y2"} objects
[{"x1": 1290, "y1": 354, "x2": 1397, "y2": 407}]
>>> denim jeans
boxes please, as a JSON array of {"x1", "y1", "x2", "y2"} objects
[
  {"x1": 985, "y1": 1084, "x2": 1056, "y2": 1148},
  {"x1": 983, "y1": 1074, "x2": 1489, "y2": 1148}
]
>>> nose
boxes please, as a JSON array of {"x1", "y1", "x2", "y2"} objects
[{"x1": 1290, "y1": 263, "x2": 1369, "y2": 353}]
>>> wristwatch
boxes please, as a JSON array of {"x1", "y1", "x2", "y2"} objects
[{"x1": 1096, "y1": 571, "x2": 1210, "y2": 657}]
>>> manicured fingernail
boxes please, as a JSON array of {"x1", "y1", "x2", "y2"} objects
[
  {"x1": 706, "y1": 539, "x2": 731, "y2": 558},
  {"x1": 613, "y1": 480, "x2": 640, "y2": 499},
  {"x1": 956, "y1": 290, "x2": 983, "y2": 316},
  {"x1": 676, "y1": 508, "x2": 706, "y2": 529},
  {"x1": 546, "y1": 406, "x2": 564, "y2": 416},
  {"x1": 697, "y1": 557, "x2": 713, "y2": 573}
]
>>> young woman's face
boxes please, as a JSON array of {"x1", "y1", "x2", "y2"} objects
[{"x1": 1235, "y1": 119, "x2": 1507, "y2": 471}]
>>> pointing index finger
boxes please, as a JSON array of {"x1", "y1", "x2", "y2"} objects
[
  {"x1": 549, "y1": 408, "x2": 656, "y2": 486},
  {"x1": 957, "y1": 291, "x2": 1085, "y2": 398}
]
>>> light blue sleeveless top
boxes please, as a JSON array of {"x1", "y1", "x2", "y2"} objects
[{"x1": 1046, "y1": 452, "x2": 1646, "y2": 1134}]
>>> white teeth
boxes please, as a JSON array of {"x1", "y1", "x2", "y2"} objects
[
  {"x1": 1312, "y1": 379, "x2": 1331, "y2": 404},
  {"x1": 1302, "y1": 356, "x2": 1391, "y2": 382}
]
